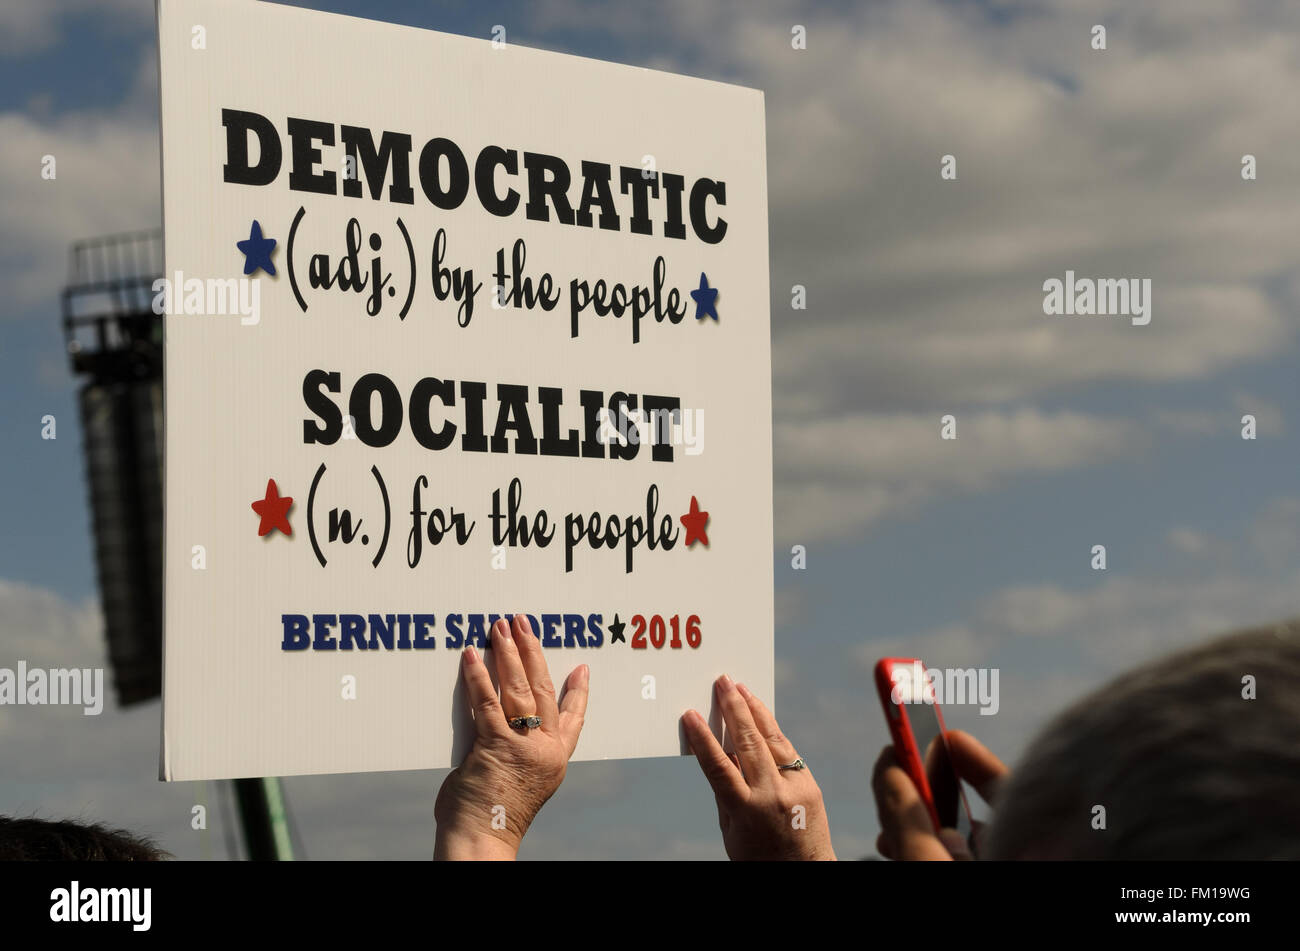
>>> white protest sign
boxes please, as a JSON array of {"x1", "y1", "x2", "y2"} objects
[{"x1": 158, "y1": 0, "x2": 772, "y2": 780}]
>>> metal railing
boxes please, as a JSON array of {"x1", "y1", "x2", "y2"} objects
[{"x1": 61, "y1": 230, "x2": 163, "y2": 378}]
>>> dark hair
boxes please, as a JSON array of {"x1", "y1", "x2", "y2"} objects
[
  {"x1": 985, "y1": 618, "x2": 1300, "y2": 860},
  {"x1": 0, "y1": 816, "x2": 170, "y2": 861}
]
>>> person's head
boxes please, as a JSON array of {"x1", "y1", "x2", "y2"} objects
[
  {"x1": 984, "y1": 617, "x2": 1300, "y2": 860},
  {"x1": 0, "y1": 816, "x2": 169, "y2": 861}
]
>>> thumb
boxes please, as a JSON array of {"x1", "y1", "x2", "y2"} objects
[{"x1": 945, "y1": 730, "x2": 1009, "y2": 805}]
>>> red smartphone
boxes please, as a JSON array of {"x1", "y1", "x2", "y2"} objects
[{"x1": 875, "y1": 657, "x2": 975, "y2": 849}]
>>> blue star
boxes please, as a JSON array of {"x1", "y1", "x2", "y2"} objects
[
  {"x1": 237, "y1": 220, "x2": 277, "y2": 277},
  {"x1": 691, "y1": 272, "x2": 719, "y2": 322}
]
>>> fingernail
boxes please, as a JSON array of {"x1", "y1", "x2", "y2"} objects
[
  {"x1": 493, "y1": 619, "x2": 509, "y2": 639},
  {"x1": 717, "y1": 674, "x2": 735, "y2": 693},
  {"x1": 578, "y1": 664, "x2": 590, "y2": 685},
  {"x1": 515, "y1": 613, "x2": 533, "y2": 635},
  {"x1": 465, "y1": 646, "x2": 479, "y2": 665},
  {"x1": 736, "y1": 682, "x2": 753, "y2": 700}
]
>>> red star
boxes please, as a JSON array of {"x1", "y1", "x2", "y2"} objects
[
  {"x1": 251, "y1": 478, "x2": 294, "y2": 537},
  {"x1": 680, "y1": 495, "x2": 710, "y2": 547}
]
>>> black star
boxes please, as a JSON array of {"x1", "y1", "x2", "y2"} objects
[{"x1": 608, "y1": 613, "x2": 626, "y2": 644}]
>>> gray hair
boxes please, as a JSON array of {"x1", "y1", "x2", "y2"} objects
[{"x1": 983, "y1": 618, "x2": 1300, "y2": 860}]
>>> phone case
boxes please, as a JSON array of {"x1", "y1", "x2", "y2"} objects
[{"x1": 875, "y1": 656, "x2": 946, "y2": 832}]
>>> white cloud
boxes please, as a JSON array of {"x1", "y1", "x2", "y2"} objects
[
  {"x1": 0, "y1": 53, "x2": 159, "y2": 314},
  {"x1": 1249, "y1": 497, "x2": 1300, "y2": 561},
  {"x1": 838, "y1": 537, "x2": 1300, "y2": 819},
  {"x1": 524, "y1": 1, "x2": 1300, "y2": 547},
  {"x1": 0, "y1": 0, "x2": 153, "y2": 57},
  {"x1": 518, "y1": 0, "x2": 1300, "y2": 414},
  {"x1": 752, "y1": 12, "x2": 1297, "y2": 412},
  {"x1": 774, "y1": 408, "x2": 1138, "y2": 543},
  {"x1": 1167, "y1": 527, "x2": 1210, "y2": 555},
  {"x1": 0, "y1": 579, "x2": 217, "y2": 856},
  {"x1": 856, "y1": 621, "x2": 995, "y2": 671},
  {"x1": 1233, "y1": 391, "x2": 1285, "y2": 435},
  {"x1": 0, "y1": 577, "x2": 103, "y2": 665},
  {"x1": 856, "y1": 563, "x2": 1300, "y2": 674}
]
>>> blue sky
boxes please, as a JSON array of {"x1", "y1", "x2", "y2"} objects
[{"x1": 1, "y1": 0, "x2": 1297, "y2": 859}]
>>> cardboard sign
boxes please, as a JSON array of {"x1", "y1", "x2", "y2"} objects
[{"x1": 157, "y1": 0, "x2": 772, "y2": 780}]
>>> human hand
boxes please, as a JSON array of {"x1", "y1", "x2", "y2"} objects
[
  {"x1": 682, "y1": 675, "x2": 836, "y2": 860},
  {"x1": 872, "y1": 729, "x2": 1008, "y2": 860},
  {"x1": 433, "y1": 615, "x2": 589, "y2": 860}
]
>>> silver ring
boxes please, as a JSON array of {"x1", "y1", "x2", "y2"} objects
[
  {"x1": 778, "y1": 757, "x2": 807, "y2": 771},
  {"x1": 509, "y1": 715, "x2": 542, "y2": 730}
]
